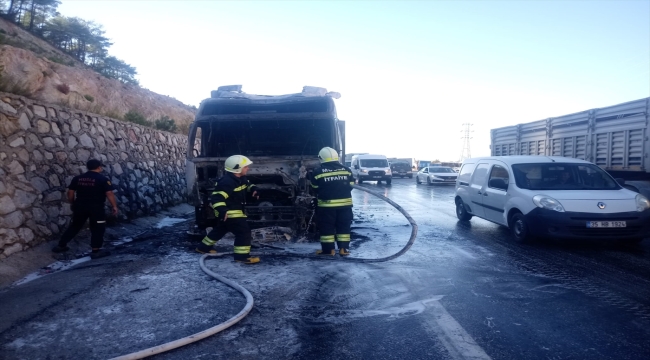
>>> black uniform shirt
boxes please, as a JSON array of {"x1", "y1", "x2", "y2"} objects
[{"x1": 68, "y1": 171, "x2": 114, "y2": 205}]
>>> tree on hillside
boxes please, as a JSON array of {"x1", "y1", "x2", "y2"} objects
[
  {"x1": 5, "y1": 0, "x2": 58, "y2": 30},
  {"x1": 27, "y1": 0, "x2": 60, "y2": 32},
  {"x1": 2, "y1": 4, "x2": 140, "y2": 85},
  {"x1": 93, "y1": 55, "x2": 139, "y2": 85}
]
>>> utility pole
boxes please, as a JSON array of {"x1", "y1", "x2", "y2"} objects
[{"x1": 459, "y1": 123, "x2": 473, "y2": 162}]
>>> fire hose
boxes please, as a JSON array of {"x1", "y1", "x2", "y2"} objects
[{"x1": 109, "y1": 184, "x2": 417, "y2": 360}]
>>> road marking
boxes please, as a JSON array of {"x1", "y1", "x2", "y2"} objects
[
  {"x1": 421, "y1": 299, "x2": 492, "y2": 360},
  {"x1": 321, "y1": 295, "x2": 491, "y2": 360}
]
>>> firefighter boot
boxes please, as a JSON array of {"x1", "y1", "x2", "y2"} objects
[
  {"x1": 196, "y1": 243, "x2": 217, "y2": 254},
  {"x1": 316, "y1": 242, "x2": 336, "y2": 256},
  {"x1": 339, "y1": 248, "x2": 351, "y2": 256},
  {"x1": 234, "y1": 254, "x2": 260, "y2": 264}
]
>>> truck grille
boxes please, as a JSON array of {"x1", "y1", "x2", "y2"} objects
[{"x1": 369, "y1": 171, "x2": 385, "y2": 176}]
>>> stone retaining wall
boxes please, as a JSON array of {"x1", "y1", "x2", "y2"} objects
[{"x1": 0, "y1": 92, "x2": 189, "y2": 259}]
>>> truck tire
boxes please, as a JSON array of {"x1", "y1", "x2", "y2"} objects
[
  {"x1": 416, "y1": 175, "x2": 421, "y2": 184},
  {"x1": 408, "y1": 174, "x2": 413, "y2": 179},
  {"x1": 386, "y1": 179, "x2": 392, "y2": 185},
  {"x1": 426, "y1": 177, "x2": 431, "y2": 185},
  {"x1": 358, "y1": 178, "x2": 364, "y2": 184}
]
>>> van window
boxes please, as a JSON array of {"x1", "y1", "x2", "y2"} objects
[
  {"x1": 488, "y1": 165, "x2": 509, "y2": 190},
  {"x1": 458, "y1": 163, "x2": 476, "y2": 185},
  {"x1": 360, "y1": 159, "x2": 388, "y2": 167},
  {"x1": 470, "y1": 163, "x2": 490, "y2": 186}
]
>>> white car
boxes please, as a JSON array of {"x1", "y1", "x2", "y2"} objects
[
  {"x1": 416, "y1": 166, "x2": 458, "y2": 185},
  {"x1": 454, "y1": 156, "x2": 650, "y2": 243}
]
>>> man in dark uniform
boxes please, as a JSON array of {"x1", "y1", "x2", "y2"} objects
[
  {"x1": 310, "y1": 147, "x2": 355, "y2": 256},
  {"x1": 195, "y1": 155, "x2": 261, "y2": 264},
  {"x1": 52, "y1": 159, "x2": 118, "y2": 259}
]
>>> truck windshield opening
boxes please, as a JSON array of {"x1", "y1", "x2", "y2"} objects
[{"x1": 196, "y1": 119, "x2": 333, "y2": 157}]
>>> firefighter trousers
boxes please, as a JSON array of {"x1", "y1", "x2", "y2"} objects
[
  {"x1": 59, "y1": 204, "x2": 106, "y2": 249},
  {"x1": 317, "y1": 206, "x2": 353, "y2": 252},
  {"x1": 203, "y1": 218, "x2": 253, "y2": 260}
]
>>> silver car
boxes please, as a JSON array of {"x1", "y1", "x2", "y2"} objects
[{"x1": 416, "y1": 166, "x2": 458, "y2": 185}]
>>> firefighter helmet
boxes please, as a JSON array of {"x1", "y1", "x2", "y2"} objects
[
  {"x1": 224, "y1": 155, "x2": 253, "y2": 173},
  {"x1": 318, "y1": 147, "x2": 339, "y2": 163}
]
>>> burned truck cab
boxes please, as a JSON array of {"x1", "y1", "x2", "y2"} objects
[{"x1": 186, "y1": 85, "x2": 345, "y2": 232}]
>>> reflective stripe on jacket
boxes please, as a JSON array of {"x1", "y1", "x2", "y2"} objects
[
  {"x1": 310, "y1": 161, "x2": 353, "y2": 208},
  {"x1": 210, "y1": 172, "x2": 258, "y2": 217}
]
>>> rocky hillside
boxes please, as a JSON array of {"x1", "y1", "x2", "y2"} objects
[{"x1": 0, "y1": 18, "x2": 195, "y2": 130}]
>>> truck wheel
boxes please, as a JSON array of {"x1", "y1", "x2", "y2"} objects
[
  {"x1": 426, "y1": 177, "x2": 431, "y2": 185},
  {"x1": 456, "y1": 199, "x2": 472, "y2": 221},
  {"x1": 386, "y1": 179, "x2": 392, "y2": 185},
  {"x1": 358, "y1": 178, "x2": 364, "y2": 184},
  {"x1": 408, "y1": 174, "x2": 413, "y2": 179},
  {"x1": 416, "y1": 176, "x2": 421, "y2": 184},
  {"x1": 510, "y1": 212, "x2": 530, "y2": 243}
]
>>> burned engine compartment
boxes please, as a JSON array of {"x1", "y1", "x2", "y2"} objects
[{"x1": 192, "y1": 157, "x2": 321, "y2": 231}]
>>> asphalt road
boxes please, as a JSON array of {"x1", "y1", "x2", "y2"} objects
[{"x1": 2, "y1": 178, "x2": 650, "y2": 360}]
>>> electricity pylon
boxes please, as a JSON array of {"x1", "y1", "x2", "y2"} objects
[{"x1": 459, "y1": 123, "x2": 473, "y2": 162}]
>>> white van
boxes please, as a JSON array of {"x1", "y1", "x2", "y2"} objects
[
  {"x1": 351, "y1": 154, "x2": 392, "y2": 185},
  {"x1": 455, "y1": 156, "x2": 650, "y2": 243}
]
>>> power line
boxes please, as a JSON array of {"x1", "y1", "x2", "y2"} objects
[{"x1": 459, "y1": 123, "x2": 473, "y2": 162}]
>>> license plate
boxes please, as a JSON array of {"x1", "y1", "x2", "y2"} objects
[
  {"x1": 399, "y1": 172, "x2": 406, "y2": 174},
  {"x1": 586, "y1": 221, "x2": 626, "y2": 228},
  {"x1": 372, "y1": 176, "x2": 381, "y2": 179}
]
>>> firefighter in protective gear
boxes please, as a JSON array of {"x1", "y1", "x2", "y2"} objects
[
  {"x1": 310, "y1": 147, "x2": 354, "y2": 256},
  {"x1": 196, "y1": 155, "x2": 261, "y2": 264}
]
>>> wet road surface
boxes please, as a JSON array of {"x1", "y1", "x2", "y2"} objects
[{"x1": 2, "y1": 178, "x2": 650, "y2": 359}]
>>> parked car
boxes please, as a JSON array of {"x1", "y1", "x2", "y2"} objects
[
  {"x1": 351, "y1": 154, "x2": 392, "y2": 184},
  {"x1": 391, "y1": 162, "x2": 413, "y2": 178},
  {"x1": 454, "y1": 156, "x2": 650, "y2": 243},
  {"x1": 416, "y1": 166, "x2": 458, "y2": 185}
]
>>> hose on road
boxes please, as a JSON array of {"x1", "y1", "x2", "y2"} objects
[{"x1": 109, "y1": 184, "x2": 417, "y2": 359}]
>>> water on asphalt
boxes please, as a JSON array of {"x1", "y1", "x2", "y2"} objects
[{"x1": 1, "y1": 178, "x2": 650, "y2": 359}]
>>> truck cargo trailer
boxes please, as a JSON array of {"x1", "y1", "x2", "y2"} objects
[{"x1": 490, "y1": 97, "x2": 650, "y2": 198}]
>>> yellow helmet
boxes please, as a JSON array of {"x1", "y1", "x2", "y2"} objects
[
  {"x1": 318, "y1": 147, "x2": 339, "y2": 163},
  {"x1": 224, "y1": 155, "x2": 253, "y2": 173}
]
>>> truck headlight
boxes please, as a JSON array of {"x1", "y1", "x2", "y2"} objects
[
  {"x1": 385, "y1": 169, "x2": 391, "y2": 174},
  {"x1": 361, "y1": 169, "x2": 368, "y2": 173},
  {"x1": 532, "y1": 195, "x2": 565, "y2": 212},
  {"x1": 636, "y1": 194, "x2": 650, "y2": 212}
]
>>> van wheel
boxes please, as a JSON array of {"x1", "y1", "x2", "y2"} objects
[
  {"x1": 416, "y1": 176, "x2": 421, "y2": 184},
  {"x1": 510, "y1": 212, "x2": 530, "y2": 243},
  {"x1": 426, "y1": 177, "x2": 431, "y2": 185},
  {"x1": 456, "y1": 199, "x2": 472, "y2": 221}
]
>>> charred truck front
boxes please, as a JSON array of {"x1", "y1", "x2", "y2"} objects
[{"x1": 186, "y1": 85, "x2": 345, "y2": 233}]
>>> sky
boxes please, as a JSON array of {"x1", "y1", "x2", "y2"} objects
[{"x1": 57, "y1": 0, "x2": 650, "y2": 161}]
